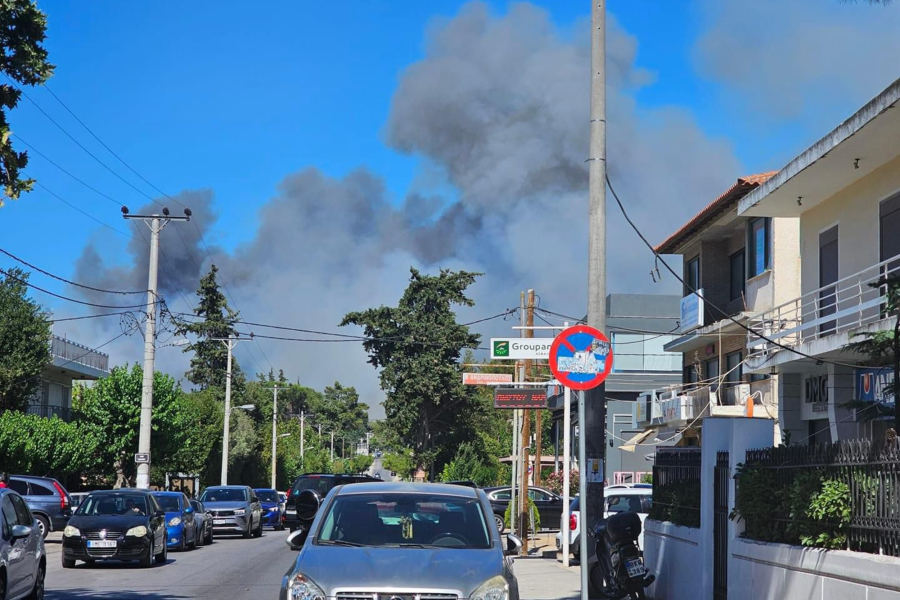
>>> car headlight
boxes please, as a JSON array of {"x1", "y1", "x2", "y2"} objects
[
  {"x1": 288, "y1": 573, "x2": 325, "y2": 600},
  {"x1": 168, "y1": 517, "x2": 182, "y2": 526},
  {"x1": 63, "y1": 525, "x2": 81, "y2": 538},
  {"x1": 126, "y1": 526, "x2": 148, "y2": 537},
  {"x1": 233, "y1": 508, "x2": 246, "y2": 516},
  {"x1": 470, "y1": 575, "x2": 509, "y2": 600}
]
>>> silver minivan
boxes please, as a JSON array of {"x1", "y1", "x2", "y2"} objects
[
  {"x1": 281, "y1": 482, "x2": 522, "y2": 600},
  {"x1": 1, "y1": 488, "x2": 46, "y2": 600}
]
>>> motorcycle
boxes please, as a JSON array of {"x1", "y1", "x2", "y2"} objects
[{"x1": 588, "y1": 511, "x2": 655, "y2": 600}]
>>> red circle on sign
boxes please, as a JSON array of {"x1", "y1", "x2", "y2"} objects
[{"x1": 549, "y1": 325, "x2": 614, "y2": 391}]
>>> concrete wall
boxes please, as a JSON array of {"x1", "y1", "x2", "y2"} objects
[
  {"x1": 799, "y1": 153, "x2": 900, "y2": 301},
  {"x1": 730, "y1": 539, "x2": 900, "y2": 600},
  {"x1": 643, "y1": 520, "x2": 701, "y2": 600},
  {"x1": 773, "y1": 217, "x2": 801, "y2": 307}
]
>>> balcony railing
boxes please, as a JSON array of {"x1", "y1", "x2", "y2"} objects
[
  {"x1": 50, "y1": 335, "x2": 110, "y2": 373},
  {"x1": 26, "y1": 404, "x2": 72, "y2": 422},
  {"x1": 747, "y1": 255, "x2": 900, "y2": 360}
]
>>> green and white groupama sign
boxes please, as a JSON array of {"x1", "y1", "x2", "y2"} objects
[{"x1": 490, "y1": 338, "x2": 553, "y2": 360}]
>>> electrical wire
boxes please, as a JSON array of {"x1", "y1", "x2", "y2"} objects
[
  {"x1": 606, "y1": 174, "x2": 861, "y2": 371},
  {"x1": 16, "y1": 330, "x2": 131, "y2": 388},
  {"x1": 37, "y1": 183, "x2": 135, "y2": 241},
  {"x1": 47, "y1": 312, "x2": 131, "y2": 323},
  {"x1": 0, "y1": 247, "x2": 149, "y2": 295},
  {"x1": 0, "y1": 268, "x2": 157, "y2": 310}
]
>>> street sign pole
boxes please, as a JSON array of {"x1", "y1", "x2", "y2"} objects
[{"x1": 562, "y1": 324, "x2": 571, "y2": 568}]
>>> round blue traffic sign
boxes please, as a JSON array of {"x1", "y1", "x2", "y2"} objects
[{"x1": 548, "y1": 325, "x2": 614, "y2": 391}]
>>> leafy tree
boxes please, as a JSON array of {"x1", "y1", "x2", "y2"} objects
[
  {"x1": 342, "y1": 268, "x2": 482, "y2": 475},
  {"x1": 846, "y1": 277, "x2": 900, "y2": 424},
  {"x1": 0, "y1": 0, "x2": 54, "y2": 205},
  {"x1": 0, "y1": 267, "x2": 50, "y2": 411},
  {"x1": 176, "y1": 265, "x2": 245, "y2": 392},
  {"x1": 382, "y1": 452, "x2": 416, "y2": 480},
  {"x1": 0, "y1": 411, "x2": 99, "y2": 480},
  {"x1": 73, "y1": 364, "x2": 187, "y2": 488},
  {"x1": 308, "y1": 382, "x2": 369, "y2": 447},
  {"x1": 439, "y1": 442, "x2": 502, "y2": 487},
  {"x1": 175, "y1": 389, "x2": 224, "y2": 485}
]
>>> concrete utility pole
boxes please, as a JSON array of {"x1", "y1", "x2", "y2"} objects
[
  {"x1": 510, "y1": 291, "x2": 526, "y2": 540},
  {"x1": 300, "y1": 412, "x2": 305, "y2": 462},
  {"x1": 519, "y1": 289, "x2": 535, "y2": 552},
  {"x1": 330, "y1": 431, "x2": 335, "y2": 462},
  {"x1": 584, "y1": 0, "x2": 607, "y2": 596},
  {"x1": 215, "y1": 336, "x2": 247, "y2": 485},
  {"x1": 122, "y1": 206, "x2": 190, "y2": 490},
  {"x1": 270, "y1": 385, "x2": 279, "y2": 489}
]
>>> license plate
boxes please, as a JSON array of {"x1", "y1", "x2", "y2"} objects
[
  {"x1": 213, "y1": 518, "x2": 229, "y2": 524},
  {"x1": 285, "y1": 509, "x2": 296, "y2": 515},
  {"x1": 87, "y1": 540, "x2": 117, "y2": 549},
  {"x1": 625, "y1": 558, "x2": 645, "y2": 578}
]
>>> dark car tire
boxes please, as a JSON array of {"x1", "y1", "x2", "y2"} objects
[
  {"x1": 155, "y1": 539, "x2": 167, "y2": 565},
  {"x1": 34, "y1": 515, "x2": 50, "y2": 540},
  {"x1": 195, "y1": 525, "x2": 205, "y2": 547},
  {"x1": 205, "y1": 526, "x2": 214, "y2": 545},
  {"x1": 494, "y1": 513, "x2": 505, "y2": 533},
  {"x1": 253, "y1": 517, "x2": 263, "y2": 538},
  {"x1": 140, "y1": 541, "x2": 154, "y2": 568},
  {"x1": 188, "y1": 526, "x2": 197, "y2": 549},
  {"x1": 242, "y1": 522, "x2": 252, "y2": 538},
  {"x1": 26, "y1": 562, "x2": 45, "y2": 600},
  {"x1": 61, "y1": 555, "x2": 75, "y2": 569}
]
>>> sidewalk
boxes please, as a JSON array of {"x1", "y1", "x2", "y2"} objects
[{"x1": 514, "y1": 556, "x2": 581, "y2": 600}]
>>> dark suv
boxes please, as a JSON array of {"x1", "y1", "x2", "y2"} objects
[
  {"x1": 283, "y1": 473, "x2": 379, "y2": 532},
  {"x1": 8, "y1": 475, "x2": 73, "y2": 538}
]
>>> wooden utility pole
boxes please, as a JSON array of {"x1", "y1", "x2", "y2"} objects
[{"x1": 519, "y1": 289, "x2": 535, "y2": 551}]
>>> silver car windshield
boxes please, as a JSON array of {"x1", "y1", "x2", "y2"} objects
[
  {"x1": 199, "y1": 488, "x2": 247, "y2": 502},
  {"x1": 317, "y1": 493, "x2": 491, "y2": 549}
]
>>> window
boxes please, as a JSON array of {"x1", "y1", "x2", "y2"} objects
[
  {"x1": 706, "y1": 359, "x2": 720, "y2": 390},
  {"x1": 10, "y1": 494, "x2": 32, "y2": 526},
  {"x1": 880, "y1": 193, "x2": 900, "y2": 274},
  {"x1": 725, "y1": 351, "x2": 743, "y2": 385},
  {"x1": 606, "y1": 495, "x2": 645, "y2": 514},
  {"x1": 747, "y1": 218, "x2": 770, "y2": 277},
  {"x1": 684, "y1": 365, "x2": 699, "y2": 385},
  {"x1": 819, "y1": 225, "x2": 839, "y2": 333},
  {"x1": 686, "y1": 256, "x2": 700, "y2": 293},
  {"x1": 730, "y1": 249, "x2": 746, "y2": 301},
  {"x1": 77, "y1": 493, "x2": 150, "y2": 516},
  {"x1": 1, "y1": 497, "x2": 17, "y2": 538},
  {"x1": 30, "y1": 483, "x2": 54, "y2": 496},
  {"x1": 528, "y1": 489, "x2": 552, "y2": 502},
  {"x1": 612, "y1": 333, "x2": 681, "y2": 373},
  {"x1": 8, "y1": 480, "x2": 28, "y2": 495},
  {"x1": 199, "y1": 487, "x2": 248, "y2": 502}
]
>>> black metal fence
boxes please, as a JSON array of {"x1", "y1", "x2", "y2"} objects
[
  {"x1": 735, "y1": 439, "x2": 900, "y2": 556},
  {"x1": 650, "y1": 448, "x2": 702, "y2": 528}
]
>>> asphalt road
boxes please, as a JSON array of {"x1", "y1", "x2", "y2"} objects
[
  {"x1": 43, "y1": 527, "x2": 296, "y2": 600},
  {"x1": 368, "y1": 457, "x2": 399, "y2": 482}
]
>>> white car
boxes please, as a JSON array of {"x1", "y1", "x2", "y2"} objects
[
  {"x1": 556, "y1": 484, "x2": 652, "y2": 561},
  {"x1": 1, "y1": 488, "x2": 46, "y2": 600}
]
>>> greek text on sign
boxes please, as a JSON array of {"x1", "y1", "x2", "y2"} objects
[
  {"x1": 463, "y1": 372, "x2": 514, "y2": 386},
  {"x1": 548, "y1": 325, "x2": 614, "y2": 391},
  {"x1": 493, "y1": 388, "x2": 549, "y2": 410},
  {"x1": 490, "y1": 338, "x2": 553, "y2": 360}
]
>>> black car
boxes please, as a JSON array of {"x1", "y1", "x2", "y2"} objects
[
  {"x1": 62, "y1": 489, "x2": 168, "y2": 568},
  {"x1": 483, "y1": 485, "x2": 565, "y2": 533},
  {"x1": 8, "y1": 475, "x2": 73, "y2": 539},
  {"x1": 283, "y1": 473, "x2": 379, "y2": 532}
]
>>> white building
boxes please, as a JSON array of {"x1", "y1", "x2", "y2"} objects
[{"x1": 738, "y1": 77, "x2": 900, "y2": 444}]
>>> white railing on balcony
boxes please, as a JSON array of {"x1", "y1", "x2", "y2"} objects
[
  {"x1": 747, "y1": 255, "x2": 900, "y2": 359},
  {"x1": 51, "y1": 335, "x2": 110, "y2": 372}
]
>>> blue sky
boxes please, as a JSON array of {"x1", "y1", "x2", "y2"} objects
[{"x1": 1, "y1": 0, "x2": 897, "y2": 400}]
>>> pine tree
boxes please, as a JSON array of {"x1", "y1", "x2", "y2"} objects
[{"x1": 177, "y1": 265, "x2": 245, "y2": 391}]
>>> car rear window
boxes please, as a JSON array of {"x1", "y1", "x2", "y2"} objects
[
  {"x1": 290, "y1": 477, "x2": 334, "y2": 498},
  {"x1": 317, "y1": 493, "x2": 491, "y2": 549},
  {"x1": 155, "y1": 495, "x2": 182, "y2": 511},
  {"x1": 30, "y1": 483, "x2": 55, "y2": 496},
  {"x1": 607, "y1": 495, "x2": 645, "y2": 514},
  {"x1": 256, "y1": 490, "x2": 279, "y2": 503},
  {"x1": 8, "y1": 480, "x2": 28, "y2": 495}
]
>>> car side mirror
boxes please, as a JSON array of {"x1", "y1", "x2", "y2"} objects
[
  {"x1": 185, "y1": 507, "x2": 193, "y2": 514},
  {"x1": 286, "y1": 528, "x2": 308, "y2": 551},
  {"x1": 505, "y1": 533, "x2": 523, "y2": 556},
  {"x1": 11, "y1": 524, "x2": 32, "y2": 539},
  {"x1": 250, "y1": 496, "x2": 259, "y2": 503},
  {"x1": 155, "y1": 510, "x2": 166, "y2": 518}
]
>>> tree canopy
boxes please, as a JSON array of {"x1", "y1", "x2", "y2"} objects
[
  {"x1": 176, "y1": 265, "x2": 245, "y2": 392},
  {"x1": 342, "y1": 268, "x2": 483, "y2": 474},
  {"x1": 0, "y1": 0, "x2": 54, "y2": 205},
  {"x1": 0, "y1": 267, "x2": 50, "y2": 411}
]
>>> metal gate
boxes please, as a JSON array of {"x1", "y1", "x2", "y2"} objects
[{"x1": 714, "y1": 451, "x2": 730, "y2": 600}]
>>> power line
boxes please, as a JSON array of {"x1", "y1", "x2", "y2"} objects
[
  {"x1": 0, "y1": 267, "x2": 156, "y2": 310},
  {"x1": 0, "y1": 247, "x2": 148, "y2": 295},
  {"x1": 37, "y1": 183, "x2": 135, "y2": 241},
  {"x1": 605, "y1": 174, "x2": 860, "y2": 371},
  {"x1": 47, "y1": 312, "x2": 131, "y2": 323},
  {"x1": 17, "y1": 330, "x2": 131, "y2": 389}
]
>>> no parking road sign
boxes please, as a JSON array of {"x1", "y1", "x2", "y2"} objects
[{"x1": 549, "y1": 325, "x2": 614, "y2": 391}]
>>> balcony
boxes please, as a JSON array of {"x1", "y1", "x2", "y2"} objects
[
  {"x1": 746, "y1": 256, "x2": 898, "y2": 370},
  {"x1": 26, "y1": 404, "x2": 72, "y2": 422},
  {"x1": 49, "y1": 335, "x2": 110, "y2": 379}
]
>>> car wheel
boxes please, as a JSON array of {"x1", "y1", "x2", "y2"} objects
[
  {"x1": 188, "y1": 527, "x2": 197, "y2": 549},
  {"x1": 61, "y1": 555, "x2": 76, "y2": 569},
  {"x1": 34, "y1": 515, "x2": 50, "y2": 540},
  {"x1": 155, "y1": 539, "x2": 168, "y2": 565},
  {"x1": 140, "y1": 541, "x2": 154, "y2": 568},
  {"x1": 26, "y1": 562, "x2": 45, "y2": 600},
  {"x1": 494, "y1": 514, "x2": 505, "y2": 533},
  {"x1": 253, "y1": 518, "x2": 263, "y2": 538},
  {"x1": 195, "y1": 526, "x2": 205, "y2": 547},
  {"x1": 205, "y1": 526, "x2": 214, "y2": 545},
  {"x1": 242, "y1": 522, "x2": 252, "y2": 539}
]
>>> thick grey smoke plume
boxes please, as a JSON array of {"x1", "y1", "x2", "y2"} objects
[{"x1": 72, "y1": 1, "x2": 850, "y2": 415}]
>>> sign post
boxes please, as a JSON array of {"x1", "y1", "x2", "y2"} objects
[{"x1": 549, "y1": 325, "x2": 613, "y2": 581}]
